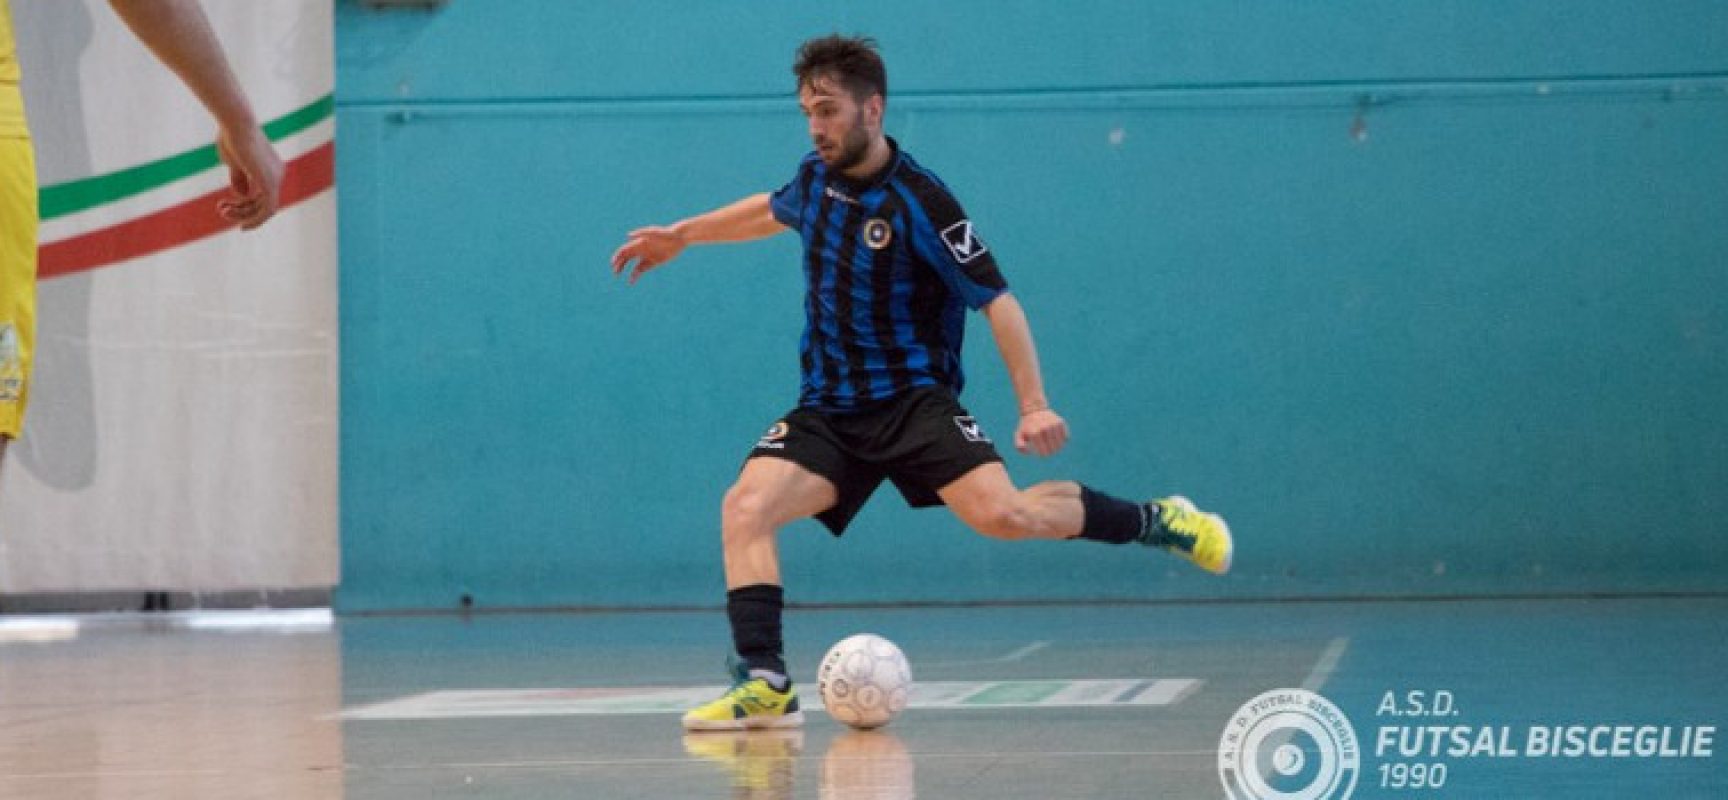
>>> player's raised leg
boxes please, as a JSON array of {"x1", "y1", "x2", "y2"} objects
[
  {"x1": 938, "y1": 463, "x2": 1233, "y2": 574},
  {"x1": 685, "y1": 457, "x2": 838, "y2": 731}
]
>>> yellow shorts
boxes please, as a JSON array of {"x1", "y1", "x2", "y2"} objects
[{"x1": 0, "y1": 132, "x2": 36, "y2": 439}]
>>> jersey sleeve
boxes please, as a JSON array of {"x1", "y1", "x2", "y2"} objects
[
  {"x1": 903, "y1": 176, "x2": 1009, "y2": 310},
  {"x1": 769, "y1": 154, "x2": 819, "y2": 228}
]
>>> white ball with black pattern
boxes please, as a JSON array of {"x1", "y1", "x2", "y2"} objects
[{"x1": 817, "y1": 633, "x2": 912, "y2": 730}]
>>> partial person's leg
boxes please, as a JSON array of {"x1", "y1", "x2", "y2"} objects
[
  {"x1": 938, "y1": 463, "x2": 1233, "y2": 574},
  {"x1": 1, "y1": 134, "x2": 41, "y2": 484}
]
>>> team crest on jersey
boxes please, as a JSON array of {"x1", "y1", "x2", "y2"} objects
[
  {"x1": 940, "y1": 220, "x2": 988, "y2": 264},
  {"x1": 863, "y1": 218, "x2": 893, "y2": 250},
  {"x1": 953, "y1": 416, "x2": 990, "y2": 443}
]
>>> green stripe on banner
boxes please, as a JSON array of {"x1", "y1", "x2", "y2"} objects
[{"x1": 37, "y1": 94, "x2": 334, "y2": 221}]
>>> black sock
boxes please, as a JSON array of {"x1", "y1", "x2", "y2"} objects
[
  {"x1": 1077, "y1": 485, "x2": 1149, "y2": 544},
  {"x1": 727, "y1": 584, "x2": 788, "y2": 682}
]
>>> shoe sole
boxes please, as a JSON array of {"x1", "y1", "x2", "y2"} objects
[
  {"x1": 1206, "y1": 512, "x2": 1233, "y2": 575},
  {"x1": 682, "y1": 710, "x2": 805, "y2": 732}
]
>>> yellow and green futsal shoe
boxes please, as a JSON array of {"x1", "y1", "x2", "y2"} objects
[
  {"x1": 683, "y1": 660, "x2": 805, "y2": 732},
  {"x1": 1145, "y1": 495, "x2": 1233, "y2": 575}
]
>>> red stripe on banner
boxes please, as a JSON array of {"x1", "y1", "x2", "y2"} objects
[{"x1": 38, "y1": 141, "x2": 335, "y2": 280}]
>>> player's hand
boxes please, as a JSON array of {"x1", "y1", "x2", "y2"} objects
[
  {"x1": 1014, "y1": 408, "x2": 1069, "y2": 457},
  {"x1": 610, "y1": 226, "x2": 688, "y2": 284},
  {"x1": 216, "y1": 124, "x2": 284, "y2": 231}
]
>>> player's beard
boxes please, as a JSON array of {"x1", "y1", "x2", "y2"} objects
[{"x1": 819, "y1": 110, "x2": 873, "y2": 173}]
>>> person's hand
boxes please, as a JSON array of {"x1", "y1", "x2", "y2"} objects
[
  {"x1": 1014, "y1": 408, "x2": 1069, "y2": 457},
  {"x1": 216, "y1": 124, "x2": 284, "y2": 230},
  {"x1": 610, "y1": 226, "x2": 688, "y2": 284}
]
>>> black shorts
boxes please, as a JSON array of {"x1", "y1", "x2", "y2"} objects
[{"x1": 744, "y1": 386, "x2": 1004, "y2": 535}]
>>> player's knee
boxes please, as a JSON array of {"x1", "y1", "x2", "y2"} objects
[
  {"x1": 967, "y1": 501, "x2": 1033, "y2": 541},
  {"x1": 722, "y1": 484, "x2": 775, "y2": 535}
]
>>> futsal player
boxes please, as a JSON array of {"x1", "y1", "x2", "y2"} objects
[
  {"x1": 0, "y1": 0, "x2": 282, "y2": 481},
  {"x1": 611, "y1": 35, "x2": 1233, "y2": 731}
]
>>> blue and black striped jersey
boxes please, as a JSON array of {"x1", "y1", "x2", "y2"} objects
[{"x1": 770, "y1": 138, "x2": 1008, "y2": 411}]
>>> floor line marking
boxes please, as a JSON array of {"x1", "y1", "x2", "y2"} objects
[
  {"x1": 914, "y1": 640, "x2": 1054, "y2": 668},
  {"x1": 1302, "y1": 636, "x2": 1351, "y2": 692},
  {"x1": 995, "y1": 640, "x2": 1050, "y2": 662}
]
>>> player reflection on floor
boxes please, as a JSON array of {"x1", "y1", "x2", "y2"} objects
[{"x1": 683, "y1": 728, "x2": 914, "y2": 800}]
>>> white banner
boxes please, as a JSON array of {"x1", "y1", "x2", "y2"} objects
[{"x1": 1, "y1": 1, "x2": 336, "y2": 593}]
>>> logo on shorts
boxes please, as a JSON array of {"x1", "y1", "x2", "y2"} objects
[
  {"x1": 940, "y1": 220, "x2": 988, "y2": 264},
  {"x1": 755, "y1": 421, "x2": 790, "y2": 449},
  {"x1": 953, "y1": 416, "x2": 990, "y2": 443},
  {"x1": 863, "y1": 218, "x2": 893, "y2": 250}
]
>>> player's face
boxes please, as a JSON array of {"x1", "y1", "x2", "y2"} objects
[{"x1": 800, "y1": 78, "x2": 880, "y2": 172}]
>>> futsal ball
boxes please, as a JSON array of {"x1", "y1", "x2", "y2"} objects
[{"x1": 817, "y1": 633, "x2": 913, "y2": 730}]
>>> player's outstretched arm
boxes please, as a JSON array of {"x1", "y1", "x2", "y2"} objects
[
  {"x1": 982, "y1": 293, "x2": 1070, "y2": 457},
  {"x1": 108, "y1": 0, "x2": 284, "y2": 230},
  {"x1": 610, "y1": 193, "x2": 785, "y2": 285}
]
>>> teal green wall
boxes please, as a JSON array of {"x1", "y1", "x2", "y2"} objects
[{"x1": 336, "y1": 1, "x2": 1728, "y2": 611}]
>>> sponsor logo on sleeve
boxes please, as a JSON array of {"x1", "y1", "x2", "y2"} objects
[{"x1": 940, "y1": 220, "x2": 988, "y2": 264}]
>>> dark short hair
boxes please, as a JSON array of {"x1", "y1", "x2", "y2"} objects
[{"x1": 793, "y1": 34, "x2": 887, "y2": 101}]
